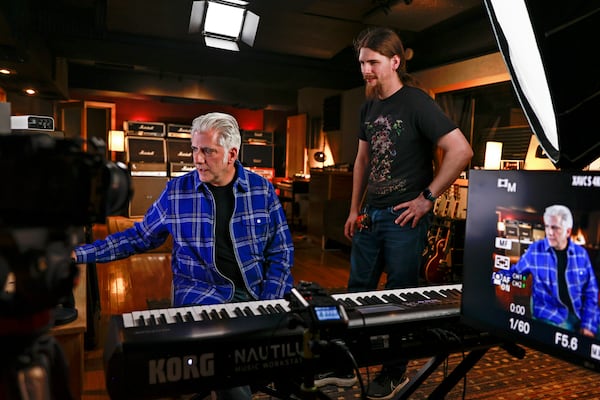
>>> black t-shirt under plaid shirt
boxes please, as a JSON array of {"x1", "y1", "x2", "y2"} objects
[{"x1": 358, "y1": 85, "x2": 457, "y2": 208}]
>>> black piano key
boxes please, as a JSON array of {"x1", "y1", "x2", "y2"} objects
[
  {"x1": 405, "y1": 292, "x2": 429, "y2": 301},
  {"x1": 174, "y1": 313, "x2": 184, "y2": 323},
  {"x1": 358, "y1": 296, "x2": 385, "y2": 305},
  {"x1": 383, "y1": 294, "x2": 404, "y2": 304},
  {"x1": 233, "y1": 307, "x2": 245, "y2": 317},
  {"x1": 157, "y1": 314, "x2": 167, "y2": 325},
  {"x1": 257, "y1": 305, "x2": 268, "y2": 315},
  {"x1": 185, "y1": 311, "x2": 194, "y2": 322},
  {"x1": 200, "y1": 310, "x2": 210, "y2": 320},
  {"x1": 219, "y1": 309, "x2": 230, "y2": 319},
  {"x1": 243, "y1": 306, "x2": 255, "y2": 316},
  {"x1": 445, "y1": 288, "x2": 462, "y2": 299},
  {"x1": 275, "y1": 304, "x2": 287, "y2": 313},
  {"x1": 266, "y1": 305, "x2": 277, "y2": 314},
  {"x1": 137, "y1": 315, "x2": 146, "y2": 326},
  {"x1": 338, "y1": 298, "x2": 359, "y2": 308},
  {"x1": 423, "y1": 290, "x2": 443, "y2": 300},
  {"x1": 209, "y1": 310, "x2": 221, "y2": 320},
  {"x1": 148, "y1": 315, "x2": 157, "y2": 326}
]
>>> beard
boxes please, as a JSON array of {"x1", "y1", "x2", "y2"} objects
[{"x1": 365, "y1": 81, "x2": 382, "y2": 100}]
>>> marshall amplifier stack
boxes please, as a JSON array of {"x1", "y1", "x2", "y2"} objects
[
  {"x1": 166, "y1": 124, "x2": 194, "y2": 177},
  {"x1": 240, "y1": 130, "x2": 274, "y2": 168},
  {"x1": 124, "y1": 121, "x2": 168, "y2": 217},
  {"x1": 240, "y1": 130, "x2": 275, "y2": 181}
]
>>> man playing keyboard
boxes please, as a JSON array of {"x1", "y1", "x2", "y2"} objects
[{"x1": 74, "y1": 112, "x2": 294, "y2": 400}]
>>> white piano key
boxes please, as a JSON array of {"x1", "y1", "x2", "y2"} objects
[
  {"x1": 332, "y1": 283, "x2": 462, "y2": 303},
  {"x1": 148, "y1": 308, "x2": 175, "y2": 324},
  {"x1": 122, "y1": 313, "x2": 134, "y2": 328}
]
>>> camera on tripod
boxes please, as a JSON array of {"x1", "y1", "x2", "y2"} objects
[{"x1": 0, "y1": 132, "x2": 131, "y2": 399}]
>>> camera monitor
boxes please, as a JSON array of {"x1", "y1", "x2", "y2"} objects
[{"x1": 461, "y1": 169, "x2": 600, "y2": 371}]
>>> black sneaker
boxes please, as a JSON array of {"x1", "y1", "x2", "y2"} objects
[
  {"x1": 366, "y1": 373, "x2": 409, "y2": 399},
  {"x1": 314, "y1": 370, "x2": 357, "y2": 388}
]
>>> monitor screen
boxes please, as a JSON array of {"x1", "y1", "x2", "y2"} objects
[{"x1": 461, "y1": 169, "x2": 600, "y2": 371}]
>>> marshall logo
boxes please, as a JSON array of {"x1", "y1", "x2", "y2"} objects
[
  {"x1": 139, "y1": 150, "x2": 156, "y2": 156},
  {"x1": 125, "y1": 121, "x2": 166, "y2": 137},
  {"x1": 173, "y1": 126, "x2": 191, "y2": 133},
  {"x1": 177, "y1": 151, "x2": 192, "y2": 158},
  {"x1": 149, "y1": 353, "x2": 214, "y2": 384}
]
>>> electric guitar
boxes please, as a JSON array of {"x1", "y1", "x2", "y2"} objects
[
  {"x1": 421, "y1": 224, "x2": 443, "y2": 277},
  {"x1": 424, "y1": 222, "x2": 453, "y2": 283}
]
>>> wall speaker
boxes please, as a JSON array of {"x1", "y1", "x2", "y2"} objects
[
  {"x1": 129, "y1": 176, "x2": 169, "y2": 218},
  {"x1": 240, "y1": 144, "x2": 274, "y2": 168}
]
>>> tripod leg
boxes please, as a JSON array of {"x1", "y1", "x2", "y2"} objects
[
  {"x1": 13, "y1": 335, "x2": 74, "y2": 400},
  {"x1": 16, "y1": 364, "x2": 52, "y2": 400}
]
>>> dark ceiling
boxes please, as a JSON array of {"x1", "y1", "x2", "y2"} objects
[{"x1": 0, "y1": 0, "x2": 497, "y2": 110}]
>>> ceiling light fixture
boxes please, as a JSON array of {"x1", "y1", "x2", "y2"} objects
[{"x1": 188, "y1": 0, "x2": 260, "y2": 51}]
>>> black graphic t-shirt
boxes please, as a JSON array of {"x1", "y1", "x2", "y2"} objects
[{"x1": 358, "y1": 86, "x2": 457, "y2": 208}]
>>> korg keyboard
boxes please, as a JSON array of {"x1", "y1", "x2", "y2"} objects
[{"x1": 104, "y1": 284, "x2": 488, "y2": 399}]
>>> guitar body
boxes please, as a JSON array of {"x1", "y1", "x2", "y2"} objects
[
  {"x1": 422, "y1": 182, "x2": 464, "y2": 283},
  {"x1": 424, "y1": 237, "x2": 450, "y2": 283}
]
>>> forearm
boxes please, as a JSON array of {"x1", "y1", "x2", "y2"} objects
[
  {"x1": 350, "y1": 157, "x2": 368, "y2": 214},
  {"x1": 430, "y1": 129, "x2": 473, "y2": 196},
  {"x1": 429, "y1": 147, "x2": 471, "y2": 197}
]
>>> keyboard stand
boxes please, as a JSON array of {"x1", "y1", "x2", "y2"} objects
[{"x1": 394, "y1": 339, "x2": 522, "y2": 399}]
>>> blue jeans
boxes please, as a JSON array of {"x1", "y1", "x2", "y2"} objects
[
  {"x1": 349, "y1": 206, "x2": 430, "y2": 291},
  {"x1": 348, "y1": 205, "x2": 431, "y2": 378}
]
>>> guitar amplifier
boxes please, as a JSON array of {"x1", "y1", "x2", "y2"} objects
[
  {"x1": 242, "y1": 130, "x2": 273, "y2": 145},
  {"x1": 240, "y1": 144, "x2": 274, "y2": 168},
  {"x1": 518, "y1": 222, "x2": 533, "y2": 242},
  {"x1": 166, "y1": 138, "x2": 194, "y2": 177},
  {"x1": 166, "y1": 139, "x2": 193, "y2": 163},
  {"x1": 126, "y1": 137, "x2": 167, "y2": 176},
  {"x1": 129, "y1": 176, "x2": 169, "y2": 217},
  {"x1": 504, "y1": 220, "x2": 519, "y2": 239},
  {"x1": 170, "y1": 163, "x2": 195, "y2": 177},
  {"x1": 124, "y1": 121, "x2": 166, "y2": 137},
  {"x1": 167, "y1": 124, "x2": 192, "y2": 138}
]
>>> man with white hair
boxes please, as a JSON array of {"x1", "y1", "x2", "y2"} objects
[
  {"x1": 511, "y1": 204, "x2": 598, "y2": 337},
  {"x1": 74, "y1": 112, "x2": 294, "y2": 399}
]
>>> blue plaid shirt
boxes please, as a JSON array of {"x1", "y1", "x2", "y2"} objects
[
  {"x1": 512, "y1": 238, "x2": 598, "y2": 333},
  {"x1": 75, "y1": 161, "x2": 294, "y2": 306}
]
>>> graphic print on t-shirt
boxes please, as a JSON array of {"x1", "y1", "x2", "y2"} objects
[{"x1": 366, "y1": 114, "x2": 407, "y2": 196}]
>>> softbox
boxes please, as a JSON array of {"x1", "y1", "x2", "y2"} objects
[{"x1": 484, "y1": 0, "x2": 600, "y2": 169}]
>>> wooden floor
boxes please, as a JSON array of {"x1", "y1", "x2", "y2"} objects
[{"x1": 81, "y1": 227, "x2": 600, "y2": 400}]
